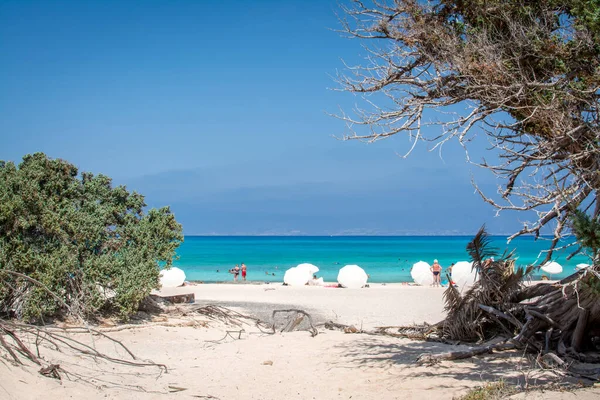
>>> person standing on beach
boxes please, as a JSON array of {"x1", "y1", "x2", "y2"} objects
[
  {"x1": 232, "y1": 264, "x2": 240, "y2": 282},
  {"x1": 241, "y1": 263, "x2": 247, "y2": 281},
  {"x1": 448, "y1": 263, "x2": 455, "y2": 286},
  {"x1": 431, "y1": 259, "x2": 442, "y2": 287}
]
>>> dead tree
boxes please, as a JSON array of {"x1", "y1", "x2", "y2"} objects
[{"x1": 429, "y1": 228, "x2": 600, "y2": 378}]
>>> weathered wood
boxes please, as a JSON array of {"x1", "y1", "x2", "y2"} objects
[
  {"x1": 478, "y1": 304, "x2": 523, "y2": 328},
  {"x1": 158, "y1": 293, "x2": 195, "y2": 304},
  {"x1": 526, "y1": 309, "x2": 560, "y2": 328},
  {"x1": 541, "y1": 352, "x2": 600, "y2": 379},
  {"x1": 2, "y1": 325, "x2": 41, "y2": 365},
  {"x1": 544, "y1": 328, "x2": 553, "y2": 353},
  {"x1": 39, "y1": 364, "x2": 61, "y2": 380},
  {"x1": 416, "y1": 341, "x2": 516, "y2": 365},
  {"x1": 514, "y1": 317, "x2": 534, "y2": 343},
  {"x1": 571, "y1": 308, "x2": 590, "y2": 352},
  {"x1": 271, "y1": 309, "x2": 318, "y2": 337},
  {"x1": 0, "y1": 326, "x2": 21, "y2": 364},
  {"x1": 283, "y1": 316, "x2": 305, "y2": 332},
  {"x1": 572, "y1": 351, "x2": 600, "y2": 363},
  {"x1": 559, "y1": 270, "x2": 586, "y2": 285}
]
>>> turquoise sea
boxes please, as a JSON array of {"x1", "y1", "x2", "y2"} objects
[{"x1": 173, "y1": 236, "x2": 590, "y2": 283}]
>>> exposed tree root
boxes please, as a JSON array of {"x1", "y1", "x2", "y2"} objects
[
  {"x1": 0, "y1": 303, "x2": 321, "y2": 388},
  {"x1": 321, "y1": 320, "x2": 447, "y2": 342},
  {"x1": 540, "y1": 352, "x2": 600, "y2": 380},
  {"x1": 186, "y1": 305, "x2": 269, "y2": 329},
  {"x1": 420, "y1": 229, "x2": 600, "y2": 380},
  {"x1": 0, "y1": 320, "x2": 167, "y2": 371},
  {"x1": 271, "y1": 309, "x2": 318, "y2": 337},
  {"x1": 0, "y1": 320, "x2": 168, "y2": 391},
  {"x1": 49, "y1": 319, "x2": 209, "y2": 333},
  {"x1": 184, "y1": 305, "x2": 319, "y2": 337},
  {"x1": 416, "y1": 341, "x2": 516, "y2": 365}
]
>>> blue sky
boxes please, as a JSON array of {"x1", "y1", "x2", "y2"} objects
[{"x1": 0, "y1": 0, "x2": 523, "y2": 235}]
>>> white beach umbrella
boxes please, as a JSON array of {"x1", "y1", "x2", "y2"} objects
[
  {"x1": 576, "y1": 263, "x2": 590, "y2": 270},
  {"x1": 296, "y1": 263, "x2": 319, "y2": 275},
  {"x1": 411, "y1": 261, "x2": 433, "y2": 286},
  {"x1": 283, "y1": 267, "x2": 311, "y2": 286},
  {"x1": 451, "y1": 261, "x2": 478, "y2": 291},
  {"x1": 541, "y1": 261, "x2": 563, "y2": 276},
  {"x1": 159, "y1": 267, "x2": 186, "y2": 288},
  {"x1": 308, "y1": 277, "x2": 325, "y2": 286},
  {"x1": 337, "y1": 265, "x2": 368, "y2": 289}
]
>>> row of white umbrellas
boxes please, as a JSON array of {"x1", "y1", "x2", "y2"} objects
[
  {"x1": 158, "y1": 264, "x2": 370, "y2": 288},
  {"x1": 284, "y1": 263, "x2": 369, "y2": 288},
  {"x1": 161, "y1": 260, "x2": 583, "y2": 289},
  {"x1": 411, "y1": 260, "x2": 576, "y2": 288}
]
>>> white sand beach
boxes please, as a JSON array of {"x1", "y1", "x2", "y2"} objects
[
  {"x1": 159, "y1": 282, "x2": 447, "y2": 328},
  {"x1": 2, "y1": 283, "x2": 598, "y2": 400}
]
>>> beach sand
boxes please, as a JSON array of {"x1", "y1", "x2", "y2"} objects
[
  {"x1": 2, "y1": 283, "x2": 598, "y2": 399},
  {"x1": 159, "y1": 282, "x2": 447, "y2": 329}
]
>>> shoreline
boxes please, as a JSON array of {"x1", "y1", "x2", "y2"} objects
[
  {"x1": 187, "y1": 279, "x2": 418, "y2": 285},
  {"x1": 185, "y1": 279, "x2": 552, "y2": 285}
]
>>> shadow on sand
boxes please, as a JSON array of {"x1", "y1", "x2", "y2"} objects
[{"x1": 329, "y1": 336, "x2": 578, "y2": 390}]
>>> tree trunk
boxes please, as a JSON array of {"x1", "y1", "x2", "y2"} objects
[{"x1": 571, "y1": 309, "x2": 590, "y2": 352}]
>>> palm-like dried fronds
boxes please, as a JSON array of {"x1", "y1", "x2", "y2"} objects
[
  {"x1": 466, "y1": 226, "x2": 497, "y2": 264},
  {"x1": 442, "y1": 227, "x2": 531, "y2": 341},
  {"x1": 430, "y1": 228, "x2": 599, "y2": 373},
  {"x1": 442, "y1": 277, "x2": 462, "y2": 313}
]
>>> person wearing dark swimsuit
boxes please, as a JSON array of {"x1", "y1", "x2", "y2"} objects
[
  {"x1": 230, "y1": 265, "x2": 240, "y2": 282},
  {"x1": 431, "y1": 259, "x2": 442, "y2": 287}
]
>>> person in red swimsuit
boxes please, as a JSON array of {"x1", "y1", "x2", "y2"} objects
[
  {"x1": 430, "y1": 259, "x2": 442, "y2": 287},
  {"x1": 241, "y1": 263, "x2": 247, "y2": 281}
]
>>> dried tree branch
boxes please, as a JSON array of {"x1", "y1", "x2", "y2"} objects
[{"x1": 334, "y1": 1, "x2": 600, "y2": 256}]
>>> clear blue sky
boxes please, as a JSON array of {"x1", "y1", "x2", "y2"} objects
[{"x1": 0, "y1": 0, "x2": 522, "y2": 235}]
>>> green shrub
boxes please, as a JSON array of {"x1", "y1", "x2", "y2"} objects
[{"x1": 0, "y1": 153, "x2": 183, "y2": 321}]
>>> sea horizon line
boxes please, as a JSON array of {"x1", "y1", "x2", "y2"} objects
[{"x1": 180, "y1": 234, "x2": 571, "y2": 238}]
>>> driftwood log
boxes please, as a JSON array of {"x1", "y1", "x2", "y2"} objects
[{"x1": 416, "y1": 341, "x2": 516, "y2": 365}]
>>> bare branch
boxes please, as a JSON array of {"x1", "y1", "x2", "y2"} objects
[{"x1": 334, "y1": 1, "x2": 600, "y2": 254}]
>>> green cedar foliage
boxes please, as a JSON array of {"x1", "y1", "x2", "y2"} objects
[
  {"x1": 420, "y1": 0, "x2": 600, "y2": 137},
  {"x1": 0, "y1": 153, "x2": 183, "y2": 321},
  {"x1": 569, "y1": 208, "x2": 600, "y2": 260}
]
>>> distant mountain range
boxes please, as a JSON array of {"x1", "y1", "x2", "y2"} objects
[{"x1": 119, "y1": 166, "x2": 526, "y2": 237}]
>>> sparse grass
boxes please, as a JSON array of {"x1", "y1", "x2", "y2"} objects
[
  {"x1": 455, "y1": 380, "x2": 518, "y2": 400},
  {"x1": 455, "y1": 377, "x2": 593, "y2": 400}
]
